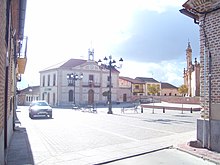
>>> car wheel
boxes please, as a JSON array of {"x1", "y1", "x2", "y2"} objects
[
  {"x1": 48, "y1": 114, "x2": 52, "y2": 119},
  {"x1": 29, "y1": 113, "x2": 33, "y2": 119}
]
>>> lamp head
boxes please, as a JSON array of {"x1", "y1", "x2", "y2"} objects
[
  {"x1": 119, "y1": 58, "x2": 123, "y2": 68},
  {"x1": 98, "y1": 59, "x2": 102, "y2": 66}
]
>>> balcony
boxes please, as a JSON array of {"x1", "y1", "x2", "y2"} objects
[
  {"x1": 17, "y1": 57, "x2": 27, "y2": 74},
  {"x1": 17, "y1": 37, "x2": 28, "y2": 75},
  {"x1": 133, "y1": 88, "x2": 144, "y2": 93},
  {"x1": 82, "y1": 81, "x2": 101, "y2": 87}
]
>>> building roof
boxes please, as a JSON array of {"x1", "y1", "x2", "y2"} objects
[
  {"x1": 60, "y1": 59, "x2": 87, "y2": 68},
  {"x1": 182, "y1": 0, "x2": 219, "y2": 10},
  {"x1": 135, "y1": 77, "x2": 159, "y2": 83},
  {"x1": 161, "y1": 82, "x2": 178, "y2": 89},
  {"x1": 41, "y1": 59, "x2": 87, "y2": 72},
  {"x1": 119, "y1": 76, "x2": 145, "y2": 84},
  {"x1": 40, "y1": 58, "x2": 120, "y2": 73},
  {"x1": 20, "y1": 86, "x2": 40, "y2": 94}
]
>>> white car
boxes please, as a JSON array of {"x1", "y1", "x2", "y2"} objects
[{"x1": 29, "y1": 100, "x2": 52, "y2": 119}]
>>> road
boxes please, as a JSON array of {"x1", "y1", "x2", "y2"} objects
[{"x1": 16, "y1": 106, "x2": 212, "y2": 165}]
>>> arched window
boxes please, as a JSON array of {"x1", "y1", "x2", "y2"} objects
[{"x1": 69, "y1": 90, "x2": 73, "y2": 102}]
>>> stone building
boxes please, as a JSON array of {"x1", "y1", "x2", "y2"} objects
[
  {"x1": 181, "y1": 0, "x2": 220, "y2": 152},
  {"x1": 119, "y1": 77, "x2": 180, "y2": 102},
  {"x1": 161, "y1": 82, "x2": 179, "y2": 96},
  {"x1": 17, "y1": 86, "x2": 40, "y2": 106},
  {"x1": 39, "y1": 49, "x2": 121, "y2": 107},
  {"x1": 183, "y1": 42, "x2": 200, "y2": 97},
  {"x1": 135, "y1": 77, "x2": 161, "y2": 96},
  {"x1": 118, "y1": 76, "x2": 145, "y2": 102},
  {"x1": 0, "y1": 0, "x2": 27, "y2": 164}
]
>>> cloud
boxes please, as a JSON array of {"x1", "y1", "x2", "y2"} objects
[
  {"x1": 20, "y1": 0, "x2": 200, "y2": 89},
  {"x1": 112, "y1": 8, "x2": 200, "y2": 63},
  {"x1": 120, "y1": 59, "x2": 185, "y2": 87}
]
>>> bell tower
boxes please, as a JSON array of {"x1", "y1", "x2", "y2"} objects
[
  {"x1": 88, "y1": 48, "x2": 94, "y2": 61},
  {"x1": 186, "y1": 41, "x2": 192, "y2": 70}
]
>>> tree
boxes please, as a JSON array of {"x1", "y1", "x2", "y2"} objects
[
  {"x1": 178, "y1": 85, "x2": 188, "y2": 96},
  {"x1": 148, "y1": 84, "x2": 160, "y2": 114},
  {"x1": 178, "y1": 85, "x2": 188, "y2": 114}
]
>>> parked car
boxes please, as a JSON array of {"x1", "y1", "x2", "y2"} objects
[{"x1": 29, "y1": 100, "x2": 52, "y2": 119}]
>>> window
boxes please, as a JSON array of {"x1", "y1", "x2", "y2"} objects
[
  {"x1": 48, "y1": 75, "x2": 50, "y2": 86},
  {"x1": 53, "y1": 93, "x2": 56, "y2": 105},
  {"x1": 43, "y1": 76, "x2": 45, "y2": 87},
  {"x1": 69, "y1": 90, "x2": 73, "y2": 102},
  {"x1": 47, "y1": 93, "x2": 50, "y2": 104},
  {"x1": 135, "y1": 85, "x2": 139, "y2": 89},
  {"x1": 53, "y1": 74, "x2": 56, "y2": 86},
  {"x1": 89, "y1": 75, "x2": 94, "y2": 87},
  {"x1": 89, "y1": 75, "x2": 94, "y2": 81}
]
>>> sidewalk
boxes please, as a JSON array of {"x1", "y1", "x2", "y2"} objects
[
  {"x1": 6, "y1": 127, "x2": 34, "y2": 165},
  {"x1": 177, "y1": 142, "x2": 220, "y2": 164}
]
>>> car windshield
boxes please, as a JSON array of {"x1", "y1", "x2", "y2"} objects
[{"x1": 31, "y1": 102, "x2": 48, "y2": 106}]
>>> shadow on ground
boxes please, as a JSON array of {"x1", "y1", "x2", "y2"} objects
[{"x1": 6, "y1": 126, "x2": 34, "y2": 165}]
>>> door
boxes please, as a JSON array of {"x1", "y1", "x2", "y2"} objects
[
  {"x1": 123, "y1": 94, "x2": 127, "y2": 102},
  {"x1": 88, "y1": 89, "x2": 94, "y2": 105}
]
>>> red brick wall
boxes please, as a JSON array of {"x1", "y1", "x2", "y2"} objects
[
  {"x1": 159, "y1": 96, "x2": 200, "y2": 104},
  {"x1": 0, "y1": 0, "x2": 7, "y2": 135}
]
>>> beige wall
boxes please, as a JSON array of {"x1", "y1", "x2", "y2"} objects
[{"x1": 161, "y1": 88, "x2": 179, "y2": 96}]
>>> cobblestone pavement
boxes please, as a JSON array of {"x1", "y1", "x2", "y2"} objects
[{"x1": 6, "y1": 104, "x2": 220, "y2": 165}]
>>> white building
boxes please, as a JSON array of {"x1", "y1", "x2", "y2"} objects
[{"x1": 39, "y1": 49, "x2": 120, "y2": 107}]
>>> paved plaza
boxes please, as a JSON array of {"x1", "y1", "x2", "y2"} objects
[{"x1": 6, "y1": 103, "x2": 220, "y2": 165}]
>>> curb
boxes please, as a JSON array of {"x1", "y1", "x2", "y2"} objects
[
  {"x1": 94, "y1": 146, "x2": 172, "y2": 165},
  {"x1": 176, "y1": 144, "x2": 220, "y2": 165}
]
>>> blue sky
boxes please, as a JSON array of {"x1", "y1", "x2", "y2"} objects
[{"x1": 18, "y1": 0, "x2": 200, "y2": 89}]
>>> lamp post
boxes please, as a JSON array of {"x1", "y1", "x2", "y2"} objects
[
  {"x1": 29, "y1": 88, "x2": 33, "y2": 102},
  {"x1": 98, "y1": 55, "x2": 123, "y2": 114},
  {"x1": 67, "y1": 73, "x2": 83, "y2": 106}
]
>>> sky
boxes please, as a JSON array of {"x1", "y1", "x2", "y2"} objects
[{"x1": 18, "y1": 0, "x2": 200, "y2": 89}]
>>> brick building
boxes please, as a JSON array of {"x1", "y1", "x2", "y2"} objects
[
  {"x1": 0, "y1": 0, "x2": 27, "y2": 164},
  {"x1": 181, "y1": 0, "x2": 220, "y2": 152}
]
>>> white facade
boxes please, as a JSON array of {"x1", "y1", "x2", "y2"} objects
[{"x1": 39, "y1": 59, "x2": 120, "y2": 107}]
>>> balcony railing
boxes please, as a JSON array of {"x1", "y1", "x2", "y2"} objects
[
  {"x1": 82, "y1": 81, "x2": 101, "y2": 87},
  {"x1": 133, "y1": 88, "x2": 144, "y2": 93}
]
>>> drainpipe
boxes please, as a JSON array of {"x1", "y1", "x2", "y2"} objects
[
  {"x1": 13, "y1": 35, "x2": 17, "y2": 130},
  {"x1": 203, "y1": 45, "x2": 207, "y2": 148},
  {"x1": 208, "y1": 50, "x2": 212, "y2": 150}
]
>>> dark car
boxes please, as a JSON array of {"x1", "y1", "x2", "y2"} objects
[{"x1": 29, "y1": 100, "x2": 52, "y2": 119}]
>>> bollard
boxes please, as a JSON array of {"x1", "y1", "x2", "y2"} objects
[
  {"x1": 190, "y1": 107, "x2": 193, "y2": 113},
  {"x1": 163, "y1": 107, "x2": 165, "y2": 113},
  {"x1": 141, "y1": 107, "x2": 143, "y2": 113}
]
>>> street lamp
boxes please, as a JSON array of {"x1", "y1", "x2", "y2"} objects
[
  {"x1": 66, "y1": 73, "x2": 83, "y2": 106},
  {"x1": 29, "y1": 88, "x2": 33, "y2": 102},
  {"x1": 98, "y1": 55, "x2": 123, "y2": 114}
]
